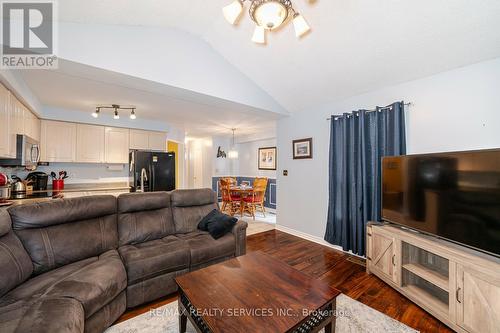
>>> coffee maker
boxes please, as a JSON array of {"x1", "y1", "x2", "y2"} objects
[{"x1": 26, "y1": 172, "x2": 49, "y2": 191}]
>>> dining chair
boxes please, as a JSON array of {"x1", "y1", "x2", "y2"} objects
[
  {"x1": 242, "y1": 177, "x2": 268, "y2": 220},
  {"x1": 219, "y1": 178, "x2": 240, "y2": 215}
]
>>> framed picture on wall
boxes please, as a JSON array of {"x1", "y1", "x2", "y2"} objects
[
  {"x1": 293, "y1": 138, "x2": 313, "y2": 159},
  {"x1": 258, "y1": 147, "x2": 277, "y2": 170}
]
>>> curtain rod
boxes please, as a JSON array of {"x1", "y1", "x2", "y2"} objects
[{"x1": 326, "y1": 102, "x2": 412, "y2": 121}]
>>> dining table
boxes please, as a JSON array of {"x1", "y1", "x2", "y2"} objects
[{"x1": 229, "y1": 185, "x2": 253, "y2": 216}]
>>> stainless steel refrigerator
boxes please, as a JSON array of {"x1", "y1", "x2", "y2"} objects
[{"x1": 129, "y1": 150, "x2": 175, "y2": 192}]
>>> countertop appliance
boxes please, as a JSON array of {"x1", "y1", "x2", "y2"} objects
[
  {"x1": 10, "y1": 176, "x2": 29, "y2": 193},
  {"x1": 0, "y1": 134, "x2": 40, "y2": 170},
  {"x1": 129, "y1": 150, "x2": 175, "y2": 192},
  {"x1": 382, "y1": 148, "x2": 500, "y2": 257},
  {"x1": 26, "y1": 172, "x2": 49, "y2": 191}
]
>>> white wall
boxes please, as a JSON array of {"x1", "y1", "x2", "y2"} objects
[
  {"x1": 235, "y1": 138, "x2": 277, "y2": 178},
  {"x1": 277, "y1": 57, "x2": 500, "y2": 240},
  {"x1": 57, "y1": 22, "x2": 286, "y2": 115}
]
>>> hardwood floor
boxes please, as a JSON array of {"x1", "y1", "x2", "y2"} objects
[{"x1": 117, "y1": 229, "x2": 452, "y2": 332}]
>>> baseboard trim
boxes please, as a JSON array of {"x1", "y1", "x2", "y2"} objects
[
  {"x1": 275, "y1": 225, "x2": 343, "y2": 252},
  {"x1": 275, "y1": 224, "x2": 365, "y2": 259}
]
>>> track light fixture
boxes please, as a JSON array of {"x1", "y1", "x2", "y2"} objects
[{"x1": 93, "y1": 104, "x2": 137, "y2": 120}]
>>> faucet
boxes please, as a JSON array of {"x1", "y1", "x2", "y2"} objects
[{"x1": 139, "y1": 168, "x2": 148, "y2": 192}]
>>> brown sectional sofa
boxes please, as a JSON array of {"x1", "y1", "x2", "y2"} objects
[{"x1": 0, "y1": 189, "x2": 247, "y2": 333}]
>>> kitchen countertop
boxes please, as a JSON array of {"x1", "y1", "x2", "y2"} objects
[
  {"x1": 30, "y1": 182, "x2": 130, "y2": 194},
  {"x1": 1, "y1": 182, "x2": 131, "y2": 208}
]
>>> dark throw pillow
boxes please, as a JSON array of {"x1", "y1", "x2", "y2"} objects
[
  {"x1": 208, "y1": 212, "x2": 238, "y2": 239},
  {"x1": 198, "y1": 209, "x2": 218, "y2": 231}
]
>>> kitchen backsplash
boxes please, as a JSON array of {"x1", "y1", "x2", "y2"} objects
[{"x1": 0, "y1": 163, "x2": 129, "y2": 185}]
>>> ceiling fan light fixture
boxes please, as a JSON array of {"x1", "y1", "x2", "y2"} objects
[
  {"x1": 293, "y1": 13, "x2": 311, "y2": 37},
  {"x1": 253, "y1": 1, "x2": 289, "y2": 30},
  {"x1": 252, "y1": 25, "x2": 266, "y2": 44},
  {"x1": 223, "y1": 0, "x2": 243, "y2": 25}
]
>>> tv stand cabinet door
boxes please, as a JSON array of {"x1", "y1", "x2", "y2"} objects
[
  {"x1": 456, "y1": 264, "x2": 500, "y2": 333},
  {"x1": 367, "y1": 227, "x2": 398, "y2": 284}
]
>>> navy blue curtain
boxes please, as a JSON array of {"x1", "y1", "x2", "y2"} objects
[{"x1": 324, "y1": 102, "x2": 406, "y2": 256}]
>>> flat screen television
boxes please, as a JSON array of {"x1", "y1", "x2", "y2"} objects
[{"x1": 382, "y1": 149, "x2": 500, "y2": 257}]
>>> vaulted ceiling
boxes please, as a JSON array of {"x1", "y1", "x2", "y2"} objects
[
  {"x1": 9, "y1": 0, "x2": 500, "y2": 137},
  {"x1": 58, "y1": 0, "x2": 500, "y2": 113}
]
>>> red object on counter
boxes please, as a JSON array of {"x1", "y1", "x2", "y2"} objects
[
  {"x1": 0, "y1": 173, "x2": 7, "y2": 186},
  {"x1": 52, "y1": 179, "x2": 64, "y2": 191}
]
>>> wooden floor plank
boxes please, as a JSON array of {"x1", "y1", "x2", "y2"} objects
[{"x1": 117, "y1": 229, "x2": 453, "y2": 332}]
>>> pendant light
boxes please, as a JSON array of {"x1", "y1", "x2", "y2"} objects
[{"x1": 228, "y1": 128, "x2": 239, "y2": 159}]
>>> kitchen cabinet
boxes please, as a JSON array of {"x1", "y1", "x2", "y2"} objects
[
  {"x1": 0, "y1": 84, "x2": 41, "y2": 158},
  {"x1": 129, "y1": 129, "x2": 167, "y2": 151},
  {"x1": 76, "y1": 124, "x2": 105, "y2": 163},
  {"x1": 9, "y1": 97, "x2": 25, "y2": 157},
  {"x1": 0, "y1": 85, "x2": 10, "y2": 157},
  {"x1": 41, "y1": 120, "x2": 77, "y2": 162},
  {"x1": 148, "y1": 131, "x2": 167, "y2": 151},
  {"x1": 23, "y1": 107, "x2": 40, "y2": 142},
  {"x1": 105, "y1": 127, "x2": 129, "y2": 163},
  {"x1": 129, "y1": 129, "x2": 149, "y2": 150}
]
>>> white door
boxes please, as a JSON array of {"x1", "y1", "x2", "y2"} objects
[
  {"x1": 192, "y1": 147, "x2": 203, "y2": 188},
  {"x1": 76, "y1": 124, "x2": 105, "y2": 163},
  {"x1": 105, "y1": 127, "x2": 130, "y2": 163}
]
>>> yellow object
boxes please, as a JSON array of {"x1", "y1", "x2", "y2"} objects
[{"x1": 167, "y1": 141, "x2": 179, "y2": 189}]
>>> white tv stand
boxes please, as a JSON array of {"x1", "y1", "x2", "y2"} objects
[{"x1": 366, "y1": 222, "x2": 500, "y2": 333}]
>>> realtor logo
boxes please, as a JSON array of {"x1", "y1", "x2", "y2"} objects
[{"x1": 1, "y1": 0, "x2": 57, "y2": 69}]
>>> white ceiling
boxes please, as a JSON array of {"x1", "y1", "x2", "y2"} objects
[
  {"x1": 57, "y1": 0, "x2": 500, "y2": 113},
  {"x1": 19, "y1": 60, "x2": 280, "y2": 137}
]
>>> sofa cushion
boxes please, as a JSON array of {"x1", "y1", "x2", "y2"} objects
[
  {"x1": 9, "y1": 196, "x2": 118, "y2": 275},
  {"x1": 176, "y1": 231, "x2": 235, "y2": 266},
  {"x1": 0, "y1": 210, "x2": 33, "y2": 298},
  {"x1": 118, "y1": 236, "x2": 190, "y2": 285},
  {"x1": 0, "y1": 250, "x2": 127, "y2": 319},
  {"x1": 171, "y1": 189, "x2": 218, "y2": 234},
  {"x1": 0, "y1": 297, "x2": 85, "y2": 333},
  {"x1": 205, "y1": 211, "x2": 238, "y2": 239},
  {"x1": 117, "y1": 192, "x2": 175, "y2": 246},
  {"x1": 197, "y1": 208, "x2": 218, "y2": 231}
]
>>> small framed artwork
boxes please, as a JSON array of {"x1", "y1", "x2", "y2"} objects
[
  {"x1": 293, "y1": 138, "x2": 313, "y2": 159},
  {"x1": 258, "y1": 147, "x2": 277, "y2": 170}
]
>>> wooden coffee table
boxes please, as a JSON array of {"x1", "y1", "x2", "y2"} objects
[{"x1": 175, "y1": 251, "x2": 340, "y2": 333}]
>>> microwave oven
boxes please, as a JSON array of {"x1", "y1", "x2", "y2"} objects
[{"x1": 0, "y1": 135, "x2": 40, "y2": 170}]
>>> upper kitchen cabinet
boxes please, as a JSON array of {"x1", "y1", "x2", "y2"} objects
[
  {"x1": 76, "y1": 124, "x2": 105, "y2": 163},
  {"x1": 129, "y1": 129, "x2": 167, "y2": 151},
  {"x1": 148, "y1": 131, "x2": 167, "y2": 151},
  {"x1": 9, "y1": 97, "x2": 25, "y2": 157},
  {"x1": 105, "y1": 127, "x2": 129, "y2": 163},
  {"x1": 24, "y1": 107, "x2": 40, "y2": 142},
  {"x1": 129, "y1": 129, "x2": 149, "y2": 150},
  {"x1": 0, "y1": 85, "x2": 10, "y2": 158},
  {"x1": 41, "y1": 120, "x2": 77, "y2": 162}
]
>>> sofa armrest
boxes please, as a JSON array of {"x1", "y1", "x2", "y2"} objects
[{"x1": 231, "y1": 220, "x2": 248, "y2": 257}]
